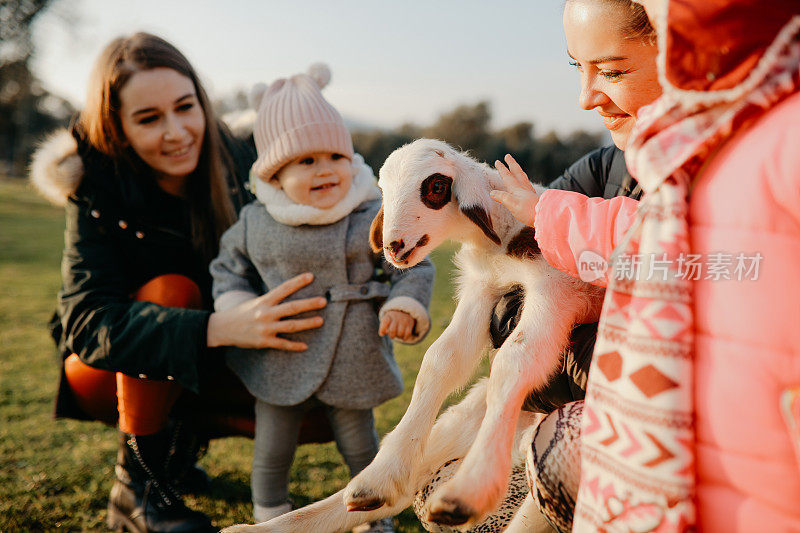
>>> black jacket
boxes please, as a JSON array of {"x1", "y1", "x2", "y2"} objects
[
  {"x1": 549, "y1": 144, "x2": 642, "y2": 200},
  {"x1": 35, "y1": 124, "x2": 255, "y2": 419},
  {"x1": 490, "y1": 145, "x2": 640, "y2": 412}
]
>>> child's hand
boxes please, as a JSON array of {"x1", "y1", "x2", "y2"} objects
[
  {"x1": 379, "y1": 310, "x2": 416, "y2": 342},
  {"x1": 489, "y1": 154, "x2": 539, "y2": 227}
]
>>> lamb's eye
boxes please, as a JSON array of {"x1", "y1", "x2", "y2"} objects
[{"x1": 420, "y1": 173, "x2": 452, "y2": 210}]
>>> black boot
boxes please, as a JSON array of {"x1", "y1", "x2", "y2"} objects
[
  {"x1": 107, "y1": 430, "x2": 216, "y2": 533},
  {"x1": 164, "y1": 420, "x2": 210, "y2": 495}
]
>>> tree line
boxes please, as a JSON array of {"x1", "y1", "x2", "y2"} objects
[
  {"x1": 1, "y1": 1, "x2": 604, "y2": 182},
  {"x1": 0, "y1": 0, "x2": 75, "y2": 177},
  {"x1": 350, "y1": 101, "x2": 604, "y2": 185}
]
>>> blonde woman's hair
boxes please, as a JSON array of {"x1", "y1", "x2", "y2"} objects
[{"x1": 566, "y1": 0, "x2": 656, "y2": 44}]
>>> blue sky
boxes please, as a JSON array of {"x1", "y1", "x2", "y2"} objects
[{"x1": 32, "y1": 0, "x2": 607, "y2": 137}]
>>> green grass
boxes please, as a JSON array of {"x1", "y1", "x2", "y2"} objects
[{"x1": 0, "y1": 178, "x2": 484, "y2": 532}]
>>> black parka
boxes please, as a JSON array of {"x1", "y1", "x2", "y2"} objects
[
  {"x1": 548, "y1": 144, "x2": 642, "y2": 200},
  {"x1": 43, "y1": 124, "x2": 255, "y2": 418}
]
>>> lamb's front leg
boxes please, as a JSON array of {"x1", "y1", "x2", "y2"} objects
[
  {"x1": 427, "y1": 285, "x2": 578, "y2": 526},
  {"x1": 343, "y1": 290, "x2": 495, "y2": 512},
  {"x1": 222, "y1": 381, "x2": 494, "y2": 533}
]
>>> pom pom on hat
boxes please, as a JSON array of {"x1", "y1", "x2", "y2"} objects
[
  {"x1": 306, "y1": 63, "x2": 331, "y2": 89},
  {"x1": 248, "y1": 62, "x2": 328, "y2": 110},
  {"x1": 251, "y1": 62, "x2": 353, "y2": 181}
]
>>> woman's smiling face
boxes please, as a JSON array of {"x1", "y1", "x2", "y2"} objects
[
  {"x1": 118, "y1": 67, "x2": 206, "y2": 194},
  {"x1": 563, "y1": 0, "x2": 662, "y2": 150}
]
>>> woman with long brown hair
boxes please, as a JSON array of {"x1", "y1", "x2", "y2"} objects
[{"x1": 31, "y1": 33, "x2": 327, "y2": 533}]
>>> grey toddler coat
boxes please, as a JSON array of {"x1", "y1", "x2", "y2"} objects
[{"x1": 211, "y1": 195, "x2": 434, "y2": 410}]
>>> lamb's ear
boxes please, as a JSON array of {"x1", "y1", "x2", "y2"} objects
[
  {"x1": 451, "y1": 160, "x2": 501, "y2": 246},
  {"x1": 460, "y1": 204, "x2": 501, "y2": 245},
  {"x1": 369, "y1": 205, "x2": 384, "y2": 253}
]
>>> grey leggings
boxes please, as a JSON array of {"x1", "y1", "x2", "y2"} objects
[{"x1": 252, "y1": 397, "x2": 380, "y2": 507}]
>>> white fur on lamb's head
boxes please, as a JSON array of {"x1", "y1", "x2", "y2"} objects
[{"x1": 371, "y1": 139, "x2": 501, "y2": 269}]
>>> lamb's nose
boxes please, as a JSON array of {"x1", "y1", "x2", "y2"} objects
[{"x1": 387, "y1": 239, "x2": 404, "y2": 256}]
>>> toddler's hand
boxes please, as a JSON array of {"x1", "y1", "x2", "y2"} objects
[
  {"x1": 379, "y1": 310, "x2": 416, "y2": 342},
  {"x1": 489, "y1": 154, "x2": 539, "y2": 227}
]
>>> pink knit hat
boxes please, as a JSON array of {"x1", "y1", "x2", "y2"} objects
[{"x1": 250, "y1": 63, "x2": 354, "y2": 180}]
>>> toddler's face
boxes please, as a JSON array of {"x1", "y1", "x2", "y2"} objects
[{"x1": 273, "y1": 152, "x2": 353, "y2": 209}]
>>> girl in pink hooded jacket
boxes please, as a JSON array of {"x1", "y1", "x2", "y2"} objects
[{"x1": 493, "y1": 0, "x2": 800, "y2": 530}]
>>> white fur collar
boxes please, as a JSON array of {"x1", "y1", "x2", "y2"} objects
[
  {"x1": 251, "y1": 154, "x2": 381, "y2": 226},
  {"x1": 29, "y1": 128, "x2": 84, "y2": 206}
]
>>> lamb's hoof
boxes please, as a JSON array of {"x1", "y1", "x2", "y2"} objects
[
  {"x1": 426, "y1": 497, "x2": 474, "y2": 526},
  {"x1": 345, "y1": 489, "x2": 387, "y2": 512}
]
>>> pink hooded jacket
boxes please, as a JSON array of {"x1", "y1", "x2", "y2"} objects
[{"x1": 533, "y1": 89, "x2": 800, "y2": 530}]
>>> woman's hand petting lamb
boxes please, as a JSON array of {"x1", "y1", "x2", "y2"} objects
[
  {"x1": 379, "y1": 310, "x2": 416, "y2": 342},
  {"x1": 490, "y1": 154, "x2": 540, "y2": 228},
  {"x1": 207, "y1": 272, "x2": 327, "y2": 350}
]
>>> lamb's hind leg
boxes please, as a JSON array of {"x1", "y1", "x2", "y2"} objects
[
  {"x1": 221, "y1": 381, "x2": 496, "y2": 533},
  {"x1": 427, "y1": 291, "x2": 576, "y2": 527},
  {"x1": 220, "y1": 489, "x2": 412, "y2": 533},
  {"x1": 343, "y1": 291, "x2": 494, "y2": 513}
]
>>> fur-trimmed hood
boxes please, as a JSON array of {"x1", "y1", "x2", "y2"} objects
[{"x1": 29, "y1": 128, "x2": 84, "y2": 206}]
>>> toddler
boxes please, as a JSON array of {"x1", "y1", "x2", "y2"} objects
[{"x1": 210, "y1": 64, "x2": 434, "y2": 532}]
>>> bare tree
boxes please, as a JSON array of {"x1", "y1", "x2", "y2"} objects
[
  {"x1": 0, "y1": 0, "x2": 74, "y2": 176},
  {"x1": 352, "y1": 100, "x2": 603, "y2": 183}
]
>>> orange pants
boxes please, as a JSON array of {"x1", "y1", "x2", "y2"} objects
[
  {"x1": 63, "y1": 275, "x2": 252, "y2": 436},
  {"x1": 63, "y1": 274, "x2": 333, "y2": 442}
]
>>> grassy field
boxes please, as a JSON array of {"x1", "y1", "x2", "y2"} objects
[{"x1": 0, "y1": 177, "x2": 487, "y2": 532}]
